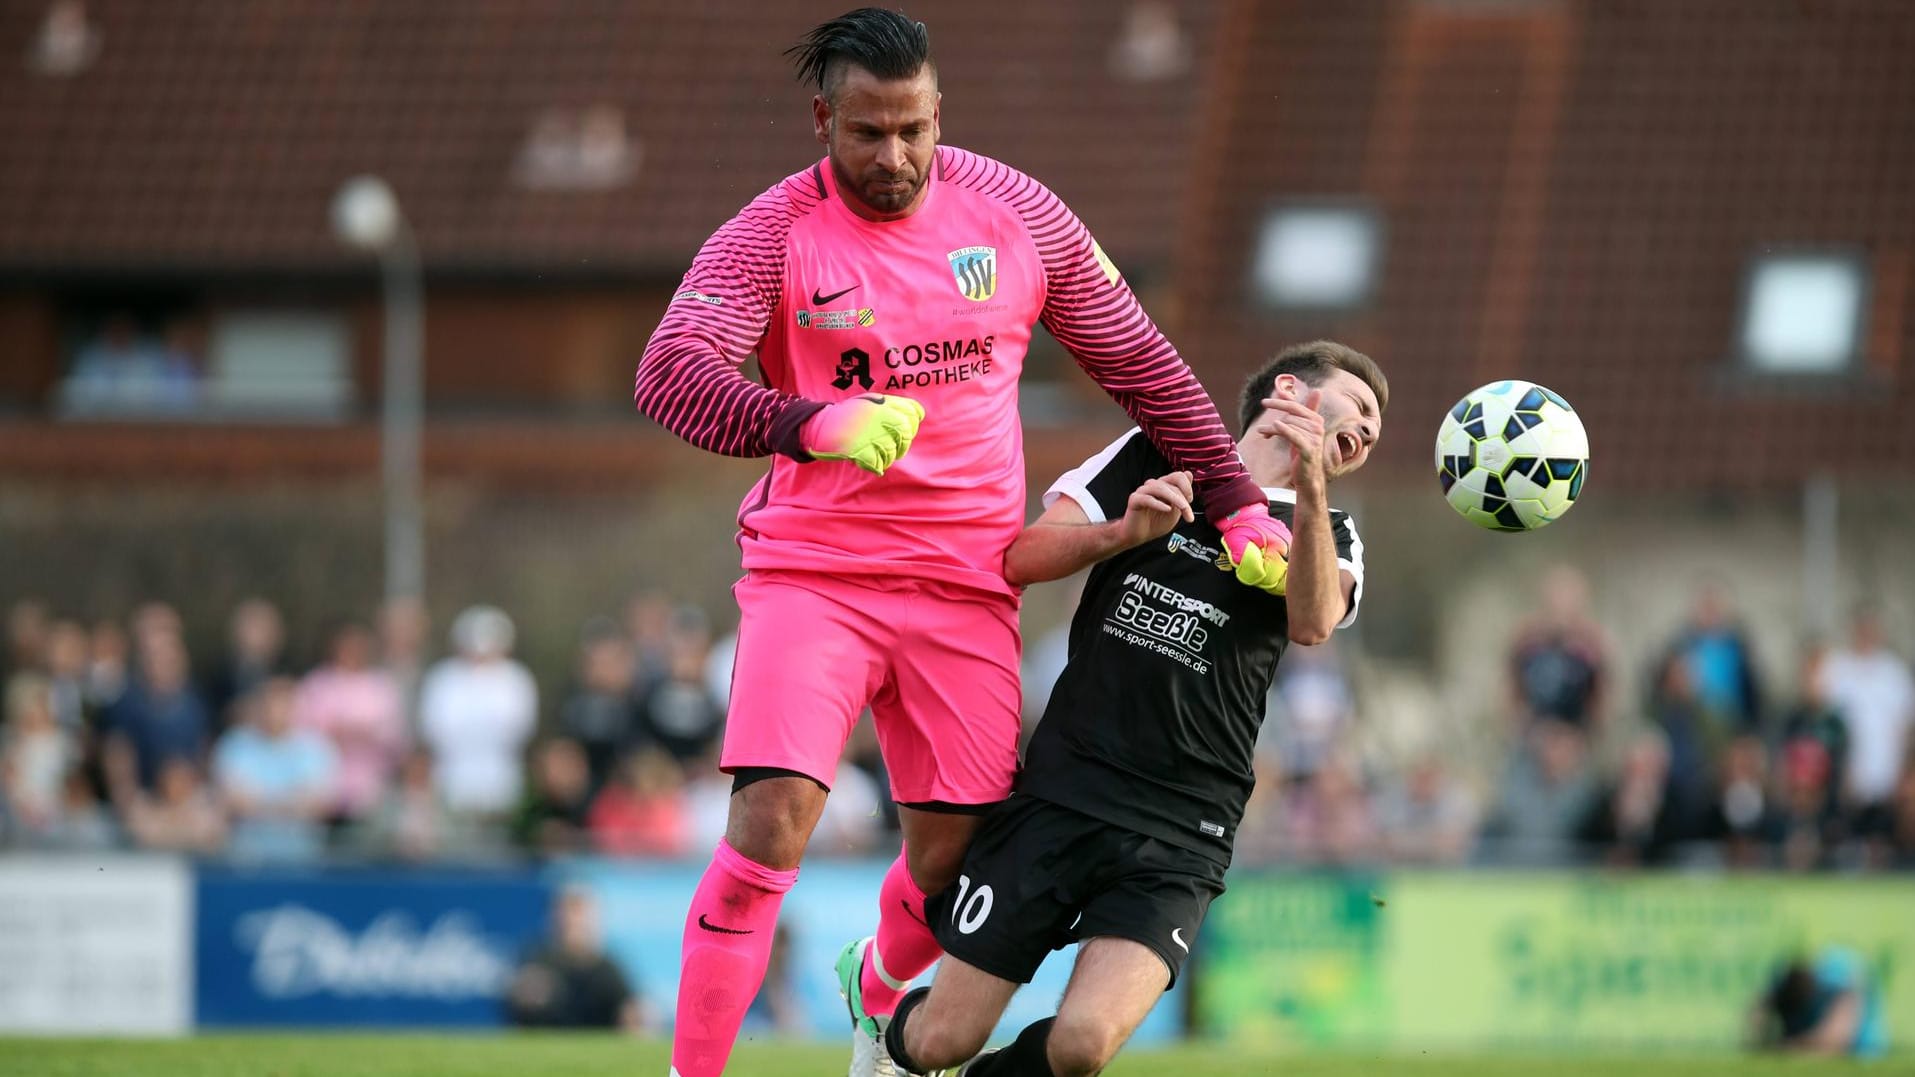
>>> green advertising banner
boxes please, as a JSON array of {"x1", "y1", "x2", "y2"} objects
[
  {"x1": 1199, "y1": 872, "x2": 1912, "y2": 1053},
  {"x1": 1387, "y1": 874, "x2": 1910, "y2": 1051},
  {"x1": 1194, "y1": 873, "x2": 1388, "y2": 1050}
]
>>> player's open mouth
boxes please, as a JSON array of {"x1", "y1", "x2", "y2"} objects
[{"x1": 1336, "y1": 432, "x2": 1360, "y2": 464}]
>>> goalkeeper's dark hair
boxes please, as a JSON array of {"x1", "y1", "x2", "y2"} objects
[
  {"x1": 1239, "y1": 340, "x2": 1389, "y2": 435},
  {"x1": 787, "y1": 8, "x2": 935, "y2": 104}
]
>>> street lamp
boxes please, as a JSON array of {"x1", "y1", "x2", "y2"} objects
[{"x1": 331, "y1": 176, "x2": 425, "y2": 606}]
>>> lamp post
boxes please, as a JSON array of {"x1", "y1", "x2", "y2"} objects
[{"x1": 330, "y1": 176, "x2": 425, "y2": 606}]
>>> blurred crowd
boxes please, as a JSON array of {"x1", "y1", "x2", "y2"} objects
[
  {"x1": 1210, "y1": 567, "x2": 1915, "y2": 872},
  {"x1": 0, "y1": 591, "x2": 890, "y2": 864},
  {"x1": 3, "y1": 569, "x2": 1912, "y2": 872}
]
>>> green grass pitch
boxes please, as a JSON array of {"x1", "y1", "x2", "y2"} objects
[{"x1": 0, "y1": 1036, "x2": 1886, "y2": 1076}]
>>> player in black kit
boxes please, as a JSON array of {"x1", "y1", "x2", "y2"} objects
[{"x1": 876, "y1": 340, "x2": 1387, "y2": 1077}]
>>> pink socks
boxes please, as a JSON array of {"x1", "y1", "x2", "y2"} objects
[
  {"x1": 859, "y1": 850, "x2": 944, "y2": 1017},
  {"x1": 670, "y1": 840, "x2": 798, "y2": 1077}
]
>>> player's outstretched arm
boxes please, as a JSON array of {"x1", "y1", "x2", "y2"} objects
[
  {"x1": 962, "y1": 150, "x2": 1263, "y2": 519},
  {"x1": 1037, "y1": 230, "x2": 1311, "y2": 588},
  {"x1": 1038, "y1": 251, "x2": 1266, "y2": 518},
  {"x1": 1256, "y1": 389, "x2": 1352, "y2": 642},
  {"x1": 1003, "y1": 473, "x2": 1194, "y2": 587}
]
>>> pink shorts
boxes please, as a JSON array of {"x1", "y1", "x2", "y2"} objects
[{"x1": 722, "y1": 570, "x2": 1021, "y2": 806}]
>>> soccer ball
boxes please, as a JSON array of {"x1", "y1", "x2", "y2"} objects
[{"x1": 1435, "y1": 380, "x2": 1589, "y2": 531}]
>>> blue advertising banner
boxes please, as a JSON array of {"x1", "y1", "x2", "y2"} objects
[
  {"x1": 195, "y1": 866, "x2": 551, "y2": 1027},
  {"x1": 558, "y1": 858, "x2": 1188, "y2": 1047}
]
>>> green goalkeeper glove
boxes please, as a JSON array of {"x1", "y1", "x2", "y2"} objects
[
  {"x1": 800, "y1": 394, "x2": 926, "y2": 476},
  {"x1": 1219, "y1": 503, "x2": 1292, "y2": 595}
]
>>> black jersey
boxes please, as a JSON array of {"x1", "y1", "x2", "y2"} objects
[{"x1": 1017, "y1": 429, "x2": 1364, "y2": 865}]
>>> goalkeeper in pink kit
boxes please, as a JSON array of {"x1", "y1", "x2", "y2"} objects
[{"x1": 632, "y1": 9, "x2": 1292, "y2": 1075}]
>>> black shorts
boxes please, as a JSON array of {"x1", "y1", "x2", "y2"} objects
[{"x1": 926, "y1": 794, "x2": 1224, "y2": 989}]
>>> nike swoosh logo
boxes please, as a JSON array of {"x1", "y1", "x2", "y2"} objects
[
  {"x1": 697, "y1": 913, "x2": 754, "y2": 936},
  {"x1": 902, "y1": 899, "x2": 928, "y2": 928},
  {"x1": 811, "y1": 284, "x2": 859, "y2": 306},
  {"x1": 1171, "y1": 928, "x2": 1189, "y2": 953}
]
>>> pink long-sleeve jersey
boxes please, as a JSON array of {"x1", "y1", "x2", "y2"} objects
[{"x1": 635, "y1": 146, "x2": 1261, "y2": 598}]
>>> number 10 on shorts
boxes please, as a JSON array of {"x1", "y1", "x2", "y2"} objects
[{"x1": 951, "y1": 874, "x2": 994, "y2": 935}]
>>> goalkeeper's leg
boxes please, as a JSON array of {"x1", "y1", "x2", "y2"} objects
[
  {"x1": 676, "y1": 572, "x2": 896, "y2": 1076},
  {"x1": 840, "y1": 583, "x2": 1021, "y2": 1074},
  {"x1": 670, "y1": 777, "x2": 818, "y2": 1077},
  {"x1": 860, "y1": 585, "x2": 1021, "y2": 1016}
]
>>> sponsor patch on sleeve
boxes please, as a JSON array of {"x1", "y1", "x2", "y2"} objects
[{"x1": 1091, "y1": 240, "x2": 1122, "y2": 286}]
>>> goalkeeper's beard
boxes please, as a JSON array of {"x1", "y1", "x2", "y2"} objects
[{"x1": 832, "y1": 156, "x2": 926, "y2": 216}]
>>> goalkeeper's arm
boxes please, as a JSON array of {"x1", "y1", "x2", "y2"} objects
[
  {"x1": 796, "y1": 393, "x2": 925, "y2": 476},
  {"x1": 634, "y1": 193, "x2": 925, "y2": 466}
]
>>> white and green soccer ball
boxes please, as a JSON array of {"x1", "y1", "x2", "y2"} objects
[{"x1": 1435, "y1": 380, "x2": 1589, "y2": 531}]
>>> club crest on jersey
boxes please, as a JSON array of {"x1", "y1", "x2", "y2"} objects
[{"x1": 947, "y1": 246, "x2": 997, "y2": 301}]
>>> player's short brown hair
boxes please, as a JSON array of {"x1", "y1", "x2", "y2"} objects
[{"x1": 1238, "y1": 340, "x2": 1388, "y2": 434}]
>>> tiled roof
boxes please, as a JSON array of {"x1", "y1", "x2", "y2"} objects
[
  {"x1": 7, "y1": 1, "x2": 1909, "y2": 489},
  {"x1": 0, "y1": 0, "x2": 1222, "y2": 273},
  {"x1": 1176, "y1": 0, "x2": 1915, "y2": 488}
]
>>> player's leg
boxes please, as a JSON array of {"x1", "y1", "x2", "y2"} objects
[
  {"x1": 848, "y1": 586, "x2": 1022, "y2": 1027},
  {"x1": 672, "y1": 573, "x2": 885, "y2": 1077},
  {"x1": 957, "y1": 860, "x2": 1213, "y2": 1077},
  {"x1": 673, "y1": 774, "x2": 819, "y2": 1076},
  {"x1": 882, "y1": 956, "x2": 1020, "y2": 1072},
  {"x1": 1041, "y1": 937, "x2": 1171, "y2": 1076},
  {"x1": 883, "y1": 798, "x2": 1100, "y2": 1073},
  {"x1": 851, "y1": 804, "x2": 985, "y2": 1000},
  {"x1": 1024, "y1": 843, "x2": 1224, "y2": 1076},
  {"x1": 946, "y1": 937, "x2": 1166, "y2": 1077}
]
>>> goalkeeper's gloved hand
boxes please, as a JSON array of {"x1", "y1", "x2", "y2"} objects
[
  {"x1": 800, "y1": 394, "x2": 926, "y2": 476},
  {"x1": 1218, "y1": 502, "x2": 1292, "y2": 595}
]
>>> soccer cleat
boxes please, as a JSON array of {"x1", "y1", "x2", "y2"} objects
[{"x1": 838, "y1": 936, "x2": 902, "y2": 1077}]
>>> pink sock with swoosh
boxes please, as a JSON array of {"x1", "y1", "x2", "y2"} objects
[
  {"x1": 670, "y1": 839, "x2": 798, "y2": 1077},
  {"x1": 859, "y1": 849, "x2": 943, "y2": 1017}
]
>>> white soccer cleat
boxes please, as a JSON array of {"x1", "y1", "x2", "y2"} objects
[
  {"x1": 838, "y1": 936, "x2": 904, "y2": 1077},
  {"x1": 848, "y1": 1016, "x2": 900, "y2": 1077}
]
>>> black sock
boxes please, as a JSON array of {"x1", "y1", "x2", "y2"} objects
[
  {"x1": 964, "y1": 1016, "x2": 1057, "y2": 1076},
  {"x1": 884, "y1": 986, "x2": 934, "y2": 1074}
]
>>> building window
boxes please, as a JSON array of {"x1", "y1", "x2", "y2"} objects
[
  {"x1": 202, "y1": 311, "x2": 354, "y2": 420},
  {"x1": 1250, "y1": 203, "x2": 1382, "y2": 312},
  {"x1": 1737, "y1": 251, "x2": 1868, "y2": 375},
  {"x1": 55, "y1": 309, "x2": 204, "y2": 420},
  {"x1": 55, "y1": 306, "x2": 355, "y2": 422}
]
